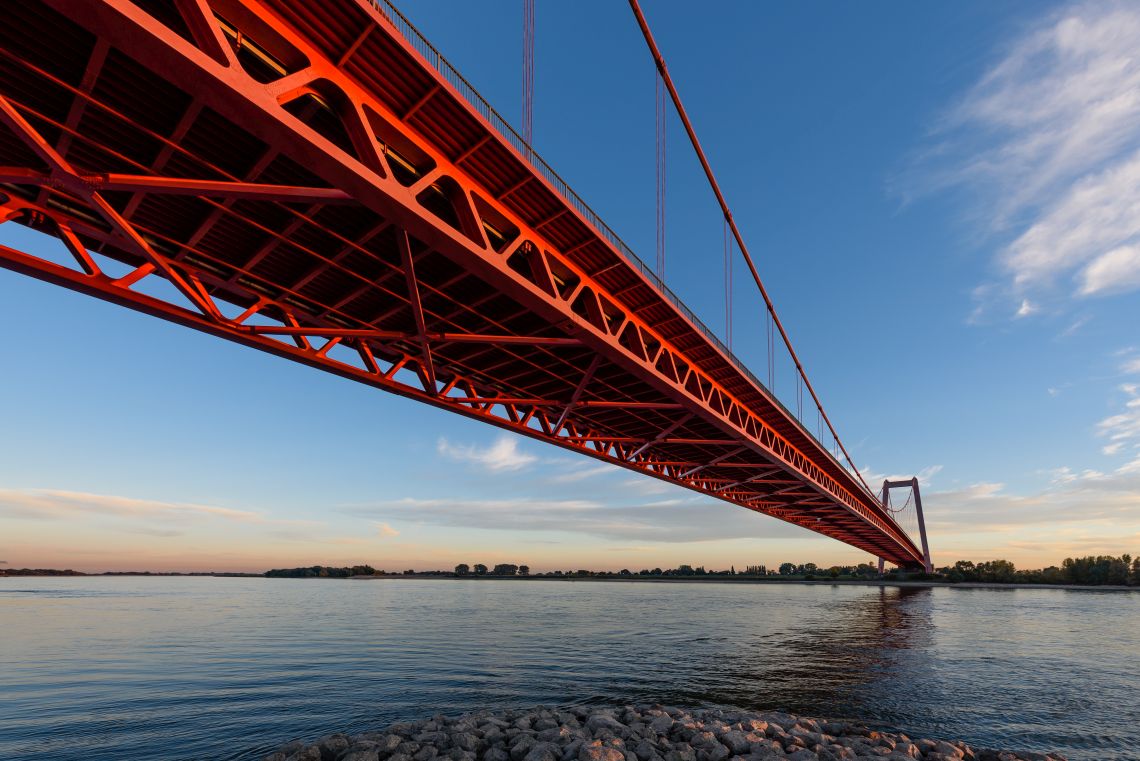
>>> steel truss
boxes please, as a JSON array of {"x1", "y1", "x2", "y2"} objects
[{"x1": 0, "y1": 0, "x2": 925, "y2": 566}]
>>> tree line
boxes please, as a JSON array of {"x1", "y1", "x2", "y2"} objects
[
  {"x1": 265, "y1": 565, "x2": 376, "y2": 578},
  {"x1": 453, "y1": 564, "x2": 530, "y2": 576},
  {"x1": 936, "y1": 555, "x2": 1140, "y2": 585}
]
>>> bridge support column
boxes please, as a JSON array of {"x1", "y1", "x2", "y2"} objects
[{"x1": 880, "y1": 477, "x2": 933, "y2": 574}]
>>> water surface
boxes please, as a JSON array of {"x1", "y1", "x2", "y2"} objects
[{"x1": 2, "y1": 578, "x2": 1136, "y2": 760}]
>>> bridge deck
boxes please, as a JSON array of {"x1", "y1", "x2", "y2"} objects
[{"x1": 0, "y1": 0, "x2": 924, "y2": 566}]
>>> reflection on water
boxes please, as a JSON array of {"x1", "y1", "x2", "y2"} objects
[{"x1": 1, "y1": 579, "x2": 1136, "y2": 761}]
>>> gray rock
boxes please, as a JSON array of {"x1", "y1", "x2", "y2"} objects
[
  {"x1": 342, "y1": 751, "x2": 381, "y2": 761},
  {"x1": 650, "y1": 716, "x2": 674, "y2": 735},
  {"x1": 933, "y1": 742, "x2": 965, "y2": 760},
  {"x1": 579, "y1": 746, "x2": 625, "y2": 761},
  {"x1": 485, "y1": 748, "x2": 510, "y2": 761},
  {"x1": 452, "y1": 734, "x2": 478, "y2": 752},
  {"x1": 538, "y1": 727, "x2": 574, "y2": 744},
  {"x1": 287, "y1": 748, "x2": 322, "y2": 761},
  {"x1": 414, "y1": 747, "x2": 438, "y2": 761},
  {"x1": 318, "y1": 735, "x2": 351, "y2": 761},
  {"x1": 663, "y1": 748, "x2": 696, "y2": 761},
  {"x1": 698, "y1": 744, "x2": 730, "y2": 761},
  {"x1": 786, "y1": 750, "x2": 816, "y2": 761},
  {"x1": 524, "y1": 742, "x2": 561, "y2": 761},
  {"x1": 634, "y1": 740, "x2": 658, "y2": 761},
  {"x1": 562, "y1": 740, "x2": 585, "y2": 761},
  {"x1": 587, "y1": 716, "x2": 628, "y2": 736},
  {"x1": 511, "y1": 736, "x2": 537, "y2": 761},
  {"x1": 718, "y1": 732, "x2": 751, "y2": 756}
]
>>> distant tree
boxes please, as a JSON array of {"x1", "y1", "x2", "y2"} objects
[
  {"x1": 474, "y1": 563, "x2": 488, "y2": 575},
  {"x1": 1133, "y1": 556, "x2": 1140, "y2": 585},
  {"x1": 802, "y1": 562, "x2": 818, "y2": 575},
  {"x1": 519, "y1": 565, "x2": 530, "y2": 576},
  {"x1": 454, "y1": 564, "x2": 470, "y2": 576},
  {"x1": 778, "y1": 562, "x2": 796, "y2": 576},
  {"x1": 651, "y1": 567, "x2": 663, "y2": 575},
  {"x1": 828, "y1": 566, "x2": 841, "y2": 578},
  {"x1": 619, "y1": 568, "x2": 632, "y2": 576},
  {"x1": 492, "y1": 563, "x2": 518, "y2": 576}
]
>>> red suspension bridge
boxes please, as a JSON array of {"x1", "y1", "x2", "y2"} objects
[{"x1": 0, "y1": 0, "x2": 931, "y2": 570}]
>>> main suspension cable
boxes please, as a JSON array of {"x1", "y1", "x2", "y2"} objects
[{"x1": 627, "y1": 0, "x2": 872, "y2": 494}]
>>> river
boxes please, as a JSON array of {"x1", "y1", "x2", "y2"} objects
[{"x1": 1, "y1": 578, "x2": 1135, "y2": 760}]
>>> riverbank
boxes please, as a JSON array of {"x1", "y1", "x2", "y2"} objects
[
  {"x1": 264, "y1": 705, "x2": 1065, "y2": 761},
  {"x1": 348, "y1": 575, "x2": 1140, "y2": 592}
]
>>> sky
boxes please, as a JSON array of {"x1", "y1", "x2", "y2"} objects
[{"x1": 1, "y1": 0, "x2": 1139, "y2": 573}]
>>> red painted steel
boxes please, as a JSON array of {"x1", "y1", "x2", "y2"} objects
[{"x1": 0, "y1": 0, "x2": 925, "y2": 567}]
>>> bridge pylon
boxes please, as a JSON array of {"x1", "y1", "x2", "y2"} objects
[{"x1": 880, "y1": 478, "x2": 932, "y2": 574}]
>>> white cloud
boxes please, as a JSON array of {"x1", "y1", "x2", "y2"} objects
[
  {"x1": 1097, "y1": 383, "x2": 1140, "y2": 453},
  {"x1": 436, "y1": 435, "x2": 537, "y2": 472},
  {"x1": 1003, "y1": 150, "x2": 1140, "y2": 292},
  {"x1": 1015, "y1": 299, "x2": 1037, "y2": 317},
  {"x1": 963, "y1": 482, "x2": 1005, "y2": 499},
  {"x1": 905, "y1": 2, "x2": 1140, "y2": 304},
  {"x1": 377, "y1": 522, "x2": 400, "y2": 538},
  {"x1": 1122, "y1": 357, "x2": 1140, "y2": 375},
  {"x1": 1078, "y1": 244, "x2": 1140, "y2": 295}
]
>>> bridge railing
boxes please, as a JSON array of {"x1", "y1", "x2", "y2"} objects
[{"x1": 369, "y1": 0, "x2": 877, "y2": 501}]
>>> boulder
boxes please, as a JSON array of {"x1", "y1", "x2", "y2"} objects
[
  {"x1": 524, "y1": 743, "x2": 562, "y2": 761},
  {"x1": 579, "y1": 746, "x2": 626, "y2": 761},
  {"x1": 718, "y1": 732, "x2": 751, "y2": 756},
  {"x1": 319, "y1": 735, "x2": 351, "y2": 761},
  {"x1": 587, "y1": 715, "x2": 628, "y2": 737},
  {"x1": 341, "y1": 751, "x2": 381, "y2": 761}
]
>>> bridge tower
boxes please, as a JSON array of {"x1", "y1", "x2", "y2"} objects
[{"x1": 879, "y1": 478, "x2": 932, "y2": 574}]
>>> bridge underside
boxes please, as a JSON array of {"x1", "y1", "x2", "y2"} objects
[{"x1": 0, "y1": 0, "x2": 925, "y2": 567}]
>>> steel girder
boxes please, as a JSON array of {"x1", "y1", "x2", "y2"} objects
[{"x1": 0, "y1": 0, "x2": 924, "y2": 566}]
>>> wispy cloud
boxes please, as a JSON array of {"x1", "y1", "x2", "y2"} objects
[
  {"x1": 859, "y1": 464, "x2": 944, "y2": 489},
  {"x1": 377, "y1": 522, "x2": 400, "y2": 538},
  {"x1": 1097, "y1": 383, "x2": 1140, "y2": 457},
  {"x1": 436, "y1": 435, "x2": 537, "y2": 472},
  {"x1": 546, "y1": 462, "x2": 616, "y2": 484},
  {"x1": 0, "y1": 488, "x2": 307, "y2": 526},
  {"x1": 343, "y1": 495, "x2": 808, "y2": 544},
  {"x1": 904, "y1": 2, "x2": 1140, "y2": 306}
]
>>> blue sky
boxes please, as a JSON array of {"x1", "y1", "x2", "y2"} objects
[{"x1": 2, "y1": 0, "x2": 1139, "y2": 572}]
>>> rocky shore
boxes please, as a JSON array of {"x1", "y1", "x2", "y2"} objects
[{"x1": 262, "y1": 706, "x2": 1065, "y2": 761}]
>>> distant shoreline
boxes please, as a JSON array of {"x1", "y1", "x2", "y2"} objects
[
  {"x1": 348, "y1": 575, "x2": 1140, "y2": 592},
  {"x1": 4, "y1": 571, "x2": 1136, "y2": 591}
]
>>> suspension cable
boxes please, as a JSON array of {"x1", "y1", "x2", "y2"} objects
[
  {"x1": 522, "y1": 0, "x2": 534, "y2": 144},
  {"x1": 655, "y1": 70, "x2": 666, "y2": 280},
  {"x1": 724, "y1": 217, "x2": 732, "y2": 350},
  {"x1": 627, "y1": 0, "x2": 872, "y2": 494}
]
